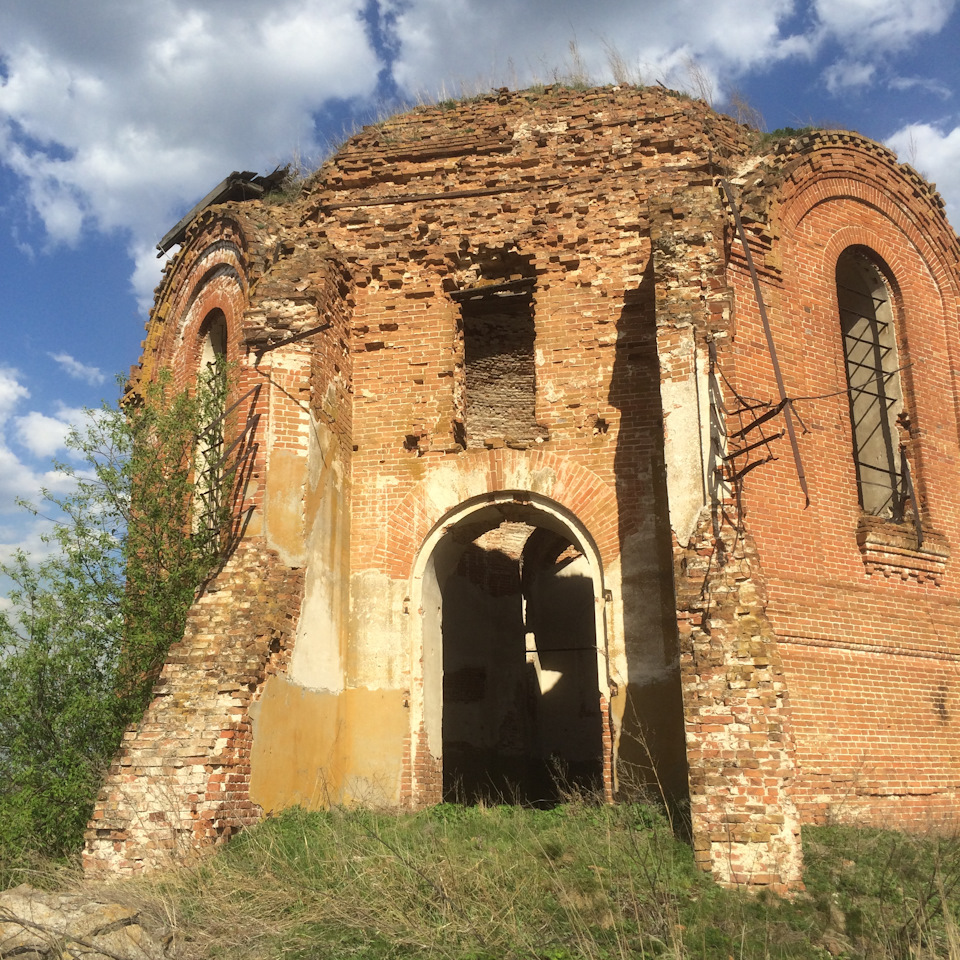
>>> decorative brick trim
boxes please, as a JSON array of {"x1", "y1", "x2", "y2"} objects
[
  {"x1": 856, "y1": 516, "x2": 950, "y2": 584},
  {"x1": 378, "y1": 449, "x2": 620, "y2": 577}
]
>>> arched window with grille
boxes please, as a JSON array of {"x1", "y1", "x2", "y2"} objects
[
  {"x1": 836, "y1": 249, "x2": 905, "y2": 519},
  {"x1": 194, "y1": 310, "x2": 228, "y2": 536}
]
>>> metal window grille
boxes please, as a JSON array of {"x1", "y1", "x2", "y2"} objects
[{"x1": 837, "y1": 254, "x2": 905, "y2": 519}]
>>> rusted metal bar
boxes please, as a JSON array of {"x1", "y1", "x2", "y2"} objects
[
  {"x1": 253, "y1": 323, "x2": 332, "y2": 356},
  {"x1": 206, "y1": 413, "x2": 262, "y2": 474},
  {"x1": 726, "y1": 456, "x2": 776, "y2": 484},
  {"x1": 901, "y1": 449, "x2": 924, "y2": 547},
  {"x1": 721, "y1": 179, "x2": 810, "y2": 506},
  {"x1": 723, "y1": 430, "x2": 785, "y2": 460},
  {"x1": 729, "y1": 399, "x2": 788, "y2": 439},
  {"x1": 198, "y1": 383, "x2": 263, "y2": 436}
]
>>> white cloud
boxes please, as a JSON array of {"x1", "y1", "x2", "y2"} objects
[
  {"x1": 0, "y1": 0, "x2": 382, "y2": 250},
  {"x1": 823, "y1": 60, "x2": 876, "y2": 93},
  {"x1": 0, "y1": 441, "x2": 48, "y2": 507},
  {"x1": 0, "y1": 515, "x2": 56, "y2": 564},
  {"x1": 49, "y1": 352, "x2": 105, "y2": 386},
  {"x1": 0, "y1": 368, "x2": 79, "y2": 600},
  {"x1": 13, "y1": 410, "x2": 71, "y2": 458},
  {"x1": 812, "y1": 0, "x2": 956, "y2": 54},
  {"x1": 0, "y1": 513, "x2": 58, "y2": 606},
  {"x1": 886, "y1": 121, "x2": 960, "y2": 225},
  {"x1": 0, "y1": 433, "x2": 74, "y2": 508},
  {"x1": 811, "y1": 0, "x2": 957, "y2": 95},
  {"x1": 386, "y1": 0, "x2": 801, "y2": 100},
  {"x1": 131, "y1": 242, "x2": 172, "y2": 314},
  {"x1": 889, "y1": 76, "x2": 953, "y2": 99},
  {"x1": 0, "y1": 368, "x2": 30, "y2": 421},
  {"x1": 10, "y1": 226, "x2": 35, "y2": 259},
  {"x1": 0, "y1": 368, "x2": 75, "y2": 513},
  {"x1": 385, "y1": 0, "x2": 957, "y2": 110},
  {"x1": 13, "y1": 405, "x2": 89, "y2": 458}
]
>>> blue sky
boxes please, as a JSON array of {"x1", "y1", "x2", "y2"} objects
[{"x1": 1, "y1": 0, "x2": 959, "y2": 596}]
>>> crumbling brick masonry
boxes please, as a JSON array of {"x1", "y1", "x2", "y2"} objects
[{"x1": 85, "y1": 87, "x2": 960, "y2": 892}]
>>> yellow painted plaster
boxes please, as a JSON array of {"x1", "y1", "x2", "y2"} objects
[{"x1": 250, "y1": 675, "x2": 407, "y2": 810}]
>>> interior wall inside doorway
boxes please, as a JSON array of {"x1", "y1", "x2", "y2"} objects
[{"x1": 439, "y1": 520, "x2": 603, "y2": 804}]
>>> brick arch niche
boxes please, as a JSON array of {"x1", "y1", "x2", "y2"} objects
[{"x1": 406, "y1": 490, "x2": 616, "y2": 806}]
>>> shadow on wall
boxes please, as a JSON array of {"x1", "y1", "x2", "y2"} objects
[{"x1": 608, "y1": 264, "x2": 691, "y2": 819}]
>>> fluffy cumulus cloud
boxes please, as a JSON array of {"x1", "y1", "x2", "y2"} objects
[
  {"x1": 810, "y1": 0, "x2": 957, "y2": 92},
  {"x1": 887, "y1": 121, "x2": 960, "y2": 219},
  {"x1": 384, "y1": 0, "x2": 801, "y2": 100},
  {"x1": 384, "y1": 0, "x2": 960, "y2": 107},
  {"x1": 0, "y1": 367, "x2": 29, "y2": 422},
  {"x1": 0, "y1": 0, "x2": 381, "y2": 252},
  {"x1": 14, "y1": 405, "x2": 88, "y2": 458},
  {"x1": 812, "y1": 0, "x2": 956, "y2": 53},
  {"x1": 131, "y1": 242, "x2": 174, "y2": 313},
  {"x1": 0, "y1": 368, "x2": 75, "y2": 514},
  {"x1": 823, "y1": 60, "x2": 876, "y2": 94},
  {"x1": 0, "y1": 516, "x2": 57, "y2": 567},
  {"x1": 0, "y1": 370, "x2": 44, "y2": 530},
  {"x1": 0, "y1": 367, "x2": 90, "y2": 577}
]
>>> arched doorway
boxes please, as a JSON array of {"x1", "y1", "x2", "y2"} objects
[{"x1": 414, "y1": 493, "x2": 610, "y2": 806}]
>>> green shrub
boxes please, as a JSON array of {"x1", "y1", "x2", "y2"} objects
[{"x1": 0, "y1": 369, "x2": 233, "y2": 869}]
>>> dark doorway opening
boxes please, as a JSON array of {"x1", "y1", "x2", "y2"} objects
[{"x1": 439, "y1": 518, "x2": 604, "y2": 805}]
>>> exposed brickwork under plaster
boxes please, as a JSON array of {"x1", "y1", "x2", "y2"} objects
[
  {"x1": 651, "y1": 183, "x2": 804, "y2": 890},
  {"x1": 84, "y1": 543, "x2": 303, "y2": 873},
  {"x1": 85, "y1": 87, "x2": 960, "y2": 893}
]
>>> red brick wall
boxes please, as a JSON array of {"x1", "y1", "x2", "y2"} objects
[{"x1": 730, "y1": 134, "x2": 960, "y2": 827}]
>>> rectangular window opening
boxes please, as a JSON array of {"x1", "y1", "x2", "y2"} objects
[{"x1": 453, "y1": 279, "x2": 542, "y2": 448}]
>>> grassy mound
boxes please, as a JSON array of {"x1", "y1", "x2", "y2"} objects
[{"x1": 67, "y1": 803, "x2": 958, "y2": 959}]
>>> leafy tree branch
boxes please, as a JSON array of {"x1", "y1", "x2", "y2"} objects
[{"x1": 0, "y1": 365, "x2": 233, "y2": 870}]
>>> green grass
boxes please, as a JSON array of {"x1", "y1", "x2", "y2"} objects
[
  {"x1": 0, "y1": 802, "x2": 952, "y2": 959},
  {"x1": 65, "y1": 803, "x2": 958, "y2": 959}
]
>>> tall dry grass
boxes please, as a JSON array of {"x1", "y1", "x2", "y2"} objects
[{"x1": 68, "y1": 801, "x2": 960, "y2": 959}]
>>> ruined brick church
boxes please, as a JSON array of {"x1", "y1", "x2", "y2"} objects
[{"x1": 84, "y1": 86, "x2": 960, "y2": 892}]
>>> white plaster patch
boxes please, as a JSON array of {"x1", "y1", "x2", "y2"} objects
[
  {"x1": 513, "y1": 120, "x2": 568, "y2": 141},
  {"x1": 527, "y1": 466, "x2": 558, "y2": 496},
  {"x1": 288, "y1": 422, "x2": 349, "y2": 692},
  {"x1": 348, "y1": 570, "x2": 408, "y2": 689},
  {"x1": 661, "y1": 336, "x2": 710, "y2": 548},
  {"x1": 421, "y1": 462, "x2": 488, "y2": 518},
  {"x1": 289, "y1": 572, "x2": 344, "y2": 692}
]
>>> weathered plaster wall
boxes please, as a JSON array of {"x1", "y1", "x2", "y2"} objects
[
  {"x1": 250, "y1": 678, "x2": 406, "y2": 809},
  {"x1": 245, "y1": 246, "x2": 362, "y2": 806}
]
